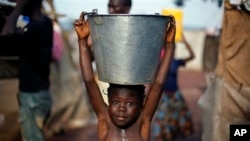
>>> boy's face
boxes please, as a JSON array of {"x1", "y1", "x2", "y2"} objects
[{"x1": 108, "y1": 88, "x2": 142, "y2": 128}]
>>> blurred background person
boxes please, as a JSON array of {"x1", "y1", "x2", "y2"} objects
[
  {"x1": 108, "y1": 0, "x2": 131, "y2": 14},
  {"x1": 0, "y1": 0, "x2": 53, "y2": 140},
  {"x1": 152, "y1": 33, "x2": 195, "y2": 141}
]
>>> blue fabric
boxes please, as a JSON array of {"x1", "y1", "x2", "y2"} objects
[
  {"x1": 163, "y1": 59, "x2": 185, "y2": 91},
  {"x1": 18, "y1": 90, "x2": 52, "y2": 141},
  {"x1": 152, "y1": 91, "x2": 193, "y2": 140}
]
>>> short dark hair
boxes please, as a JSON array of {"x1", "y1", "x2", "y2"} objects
[
  {"x1": 124, "y1": 0, "x2": 132, "y2": 7},
  {"x1": 107, "y1": 83, "x2": 145, "y2": 102},
  {"x1": 110, "y1": 0, "x2": 132, "y2": 7}
]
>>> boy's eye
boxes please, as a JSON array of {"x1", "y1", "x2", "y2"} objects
[
  {"x1": 127, "y1": 102, "x2": 134, "y2": 107},
  {"x1": 112, "y1": 101, "x2": 119, "y2": 105}
]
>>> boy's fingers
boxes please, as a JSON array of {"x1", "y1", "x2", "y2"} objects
[
  {"x1": 172, "y1": 18, "x2": 176, "y2": 25},
  {"x1": 170, "y1": 15, "x2": 175, "y2": 21},
  {"x1": 168, "y1": 15, "x2": 173, "y2": 21},
  {"x1": 80, "y1": 11, "x2": 88, "y2": 21},
  {"x1": 168, "y1": 15, "x2": 176, "y2": 26},
  {"x1": 74, "y1": 19, "x2": 78, "y2": 24},
  {"x1": 74, "y1": 20, "x2": 80, "y2": 26}
]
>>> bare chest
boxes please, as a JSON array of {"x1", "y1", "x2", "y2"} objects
[
  {"x1": 98, "y1": 121, "x2": 150, "y2": 141},
  {"x1": 105, "y1": 128, "x2": 144, "y2": 141}
]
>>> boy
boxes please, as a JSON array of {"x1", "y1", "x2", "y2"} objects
[{"x1": 74, "y1": 12, "x2": 176, "y2": 141}]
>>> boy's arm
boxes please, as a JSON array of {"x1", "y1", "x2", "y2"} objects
[
  {"x1": 75, "y1": 13, "x2": 107, "y2": 117},
  {"x1": 142, "y1": 16, "x2": 176, "y2": 121}
]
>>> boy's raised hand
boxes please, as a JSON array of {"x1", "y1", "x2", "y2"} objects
[
  {"x1": 166, "y1": 16, "x2": 176, "y2": 43},
  {"x1": 74, "y1": 12, "x2": 90, "y2": 40}
]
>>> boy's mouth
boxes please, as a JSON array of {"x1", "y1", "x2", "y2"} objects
[{"x1": 116, "y1": 116, "x2": 127, "y2": 121}]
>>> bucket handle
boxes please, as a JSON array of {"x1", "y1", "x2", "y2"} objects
[
  {"x1": 81, "y1": 9, "x2": 98, "y2": 21},
  {"x1": 81, "y1": 9, "x2": 103, "y2": 25}
]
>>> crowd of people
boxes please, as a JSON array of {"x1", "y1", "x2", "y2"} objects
[{"x1": 0, "y1": 0, "x2": 249, "y2": 141}]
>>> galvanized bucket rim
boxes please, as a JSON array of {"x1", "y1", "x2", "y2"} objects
[{"x1": 87, "y1": 14, "x2": 170, "y2": 18}]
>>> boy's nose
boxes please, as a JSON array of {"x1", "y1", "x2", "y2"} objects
[{"x1": 118, "y1": 104, "x2": 126, "y2": 112}]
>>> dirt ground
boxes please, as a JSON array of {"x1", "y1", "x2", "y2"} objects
[{"x1": 0, "y1": 69, "x2": 206, "y2": 141}]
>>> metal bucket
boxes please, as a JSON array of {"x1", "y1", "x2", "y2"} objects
[{"x1": 88, "y1": 14, "x2": 170, "y2": 85}]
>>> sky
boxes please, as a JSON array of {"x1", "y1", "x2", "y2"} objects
[{"x1": 52, "y1": 0, "x2": 224, "y2": 30}]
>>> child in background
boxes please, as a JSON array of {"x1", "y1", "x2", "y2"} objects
[{"x1": 152, "y1": 33, "x2": 195, "y2": 141}]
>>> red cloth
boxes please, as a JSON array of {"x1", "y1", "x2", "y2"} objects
[{"x1": 52, "y1": 30, "x2": 64, "y2": 62}]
